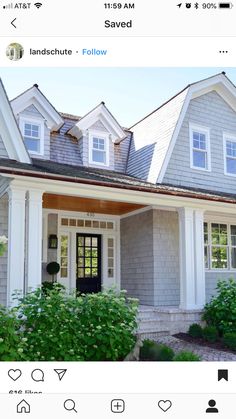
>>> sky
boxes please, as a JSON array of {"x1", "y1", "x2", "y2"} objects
[{"x1": 1, "y1": 67, "x2": 236, "y2": 127}]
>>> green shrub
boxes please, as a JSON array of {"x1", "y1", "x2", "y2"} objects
[
  {"x1": 203, "y1": 279, "x2": 236, "y2": 335},
  {"x1": 174, "y1": 351, "x2": 201, "y2": 361},
  {"x1": 42, "y1": 281, "x2": 65, "y2": 295},
  {"x1": 18, "y1": 288, "x2": 138, "y2": 361},
  {"x1": 140, "y1": 340, "x2": 174, "y2": 361},
  {"x1": 0, "y1": 306, "x2": 24, "y2": 361},
  {"x1": 223, "y1": 332, "x2": 236, "y2": 350},
  {"x1": 188, "y1": 323, "x2": 203, "y2": 338},
  {"x1": 202, "y1": 325, "x2": 218, "y2": 343}
]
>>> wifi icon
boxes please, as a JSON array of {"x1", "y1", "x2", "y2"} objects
[{"x1": 34, "y1": 2, "x2": 42, "y2": 8}]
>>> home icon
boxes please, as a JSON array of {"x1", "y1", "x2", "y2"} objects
[{"x1": 17, "y1": 399, "x2": 30, "y2": 413}]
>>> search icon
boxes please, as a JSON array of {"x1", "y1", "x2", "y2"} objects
[{"x1": 64, "y1": 399, "x2": 78, "y2": 413}]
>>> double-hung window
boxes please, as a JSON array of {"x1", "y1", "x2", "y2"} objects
[
  {"x1": 224, "y1": 134, "x2": 236, "y2": 176},
  {"x1": 89, "y1": 132, "x2": 109, "y2": 166},
  {"x1": 204, "y1": 222, "x2": 236, "y2": 270},
  {"x1": 190, "y1": 124, "x2": 211, "y2": 171},
  {"x1": 19, "y1": 118, "x2": 44, "y2": 155}
]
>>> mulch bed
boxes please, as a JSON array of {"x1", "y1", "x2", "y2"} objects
[{"x1": 174, "y1": 333, "x2": 236, "y2": 355}]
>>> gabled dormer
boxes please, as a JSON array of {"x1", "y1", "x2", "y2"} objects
[
  {"x1": 11, "y1": 84, "x2": 64, "y2": 159},
  {"x1": 68, "y1": 102, "x2": 126, "y2": 170}
]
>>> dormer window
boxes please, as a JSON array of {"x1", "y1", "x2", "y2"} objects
[
  {"x1": 19, "y1": 117, "x2": 44, "y2": 155},
  {"x1": 24, "y1": 123, "x2": 40, "y2": 152},
  {"x1": 89, "y1": 131, "x2": 109, "y2": 166}
]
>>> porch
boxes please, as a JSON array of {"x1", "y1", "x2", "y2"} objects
[{"x1": 0, "y1": 176, "x2": 235, "y2": 335}]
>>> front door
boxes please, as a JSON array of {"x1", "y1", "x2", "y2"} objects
[{"x1": 76, "y1": 233, "x2": 102, "y2": 293}]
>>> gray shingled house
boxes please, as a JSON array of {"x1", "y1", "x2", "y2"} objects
[{"x1": 1, "y1": 72, "x2": 236, "y2": 335}]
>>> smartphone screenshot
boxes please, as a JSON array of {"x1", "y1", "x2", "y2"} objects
[{"x1": 0, "y1": 0, "x2": 236, "y2": 417}]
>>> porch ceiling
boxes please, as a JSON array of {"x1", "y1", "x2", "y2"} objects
[{"x1": 43, "y1": 193, "x2": 145, "y2": 215}]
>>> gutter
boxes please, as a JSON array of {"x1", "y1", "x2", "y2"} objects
[{"x1": 0, "y1": 165, "x2": 236, "y2": 205}]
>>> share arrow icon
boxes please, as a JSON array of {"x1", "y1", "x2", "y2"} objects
[{"x1": 54, "y1": 369, "x2": 67, "y2": 381}]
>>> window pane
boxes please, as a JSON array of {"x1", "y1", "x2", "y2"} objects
[
  {"x1": 24, "y1": 137, "x2": 40, "y2": 152},
  {"x1": 226, "y1": 157, "x2": 236, "y2": 174},
  {"x1": 193, "y1": 132, "x2": 206, "y2": 150},
  {"x1": 226, "y1": 140, "x2": 236, "y2": 157},
  {"x1": 231, "y1": 248, "x2": 236, "y2": 268},
  {"x1": 211, "y1": 224, "x2": 227, "y2": 245},
  {"x1": 211, "y1": 247, "x2": 228, "y2": 269},
  {"x1": 193, "y1": 150, "x2": 206, "y2": 169},
  {"x1": 204, "y1": 222, "x2": 208, "y2": 244},
  {"x1": 204, "y1": 246, "x2": 209, "y2": 269},
  {"x1": 61, "y1": 268, "x2": 68, "y2": 278},
  {"x1": 231, "y1": 225, "x2": 236, "y2": 246},
  {"x1": 92, "y1": 150, "x2": 106, "y2": 164}
]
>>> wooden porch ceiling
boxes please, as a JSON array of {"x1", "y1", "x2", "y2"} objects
[{"x1": 43, "y1": 193, "x2": 145, "y2": 215}]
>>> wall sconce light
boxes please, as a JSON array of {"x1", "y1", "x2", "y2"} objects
[{"x1": 48, "y1": 234, "x2": 58, "y2": 249}]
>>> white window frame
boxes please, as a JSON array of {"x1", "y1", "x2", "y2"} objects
[
  {"x1": 204, "y1": 221, "x2": 236, "y2": 271},
  {"x1": 19, "y1": 116, "x2": 44, "y2": 156},
  {"x1": 189, "y1": 123, "x2": 211, "y2": 172},
  {"x1": 223, "y1": 133, "x2": 236, "y2": 177},
  {"x1": 88, "y1": 130, "x2": 110, "y2": 167}
]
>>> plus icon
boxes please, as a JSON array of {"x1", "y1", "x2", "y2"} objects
[{"x1": 111, "y1": 399, "x2": 125, "y2": 413}]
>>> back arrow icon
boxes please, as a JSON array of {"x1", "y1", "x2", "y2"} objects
[{"x1": 11, "y1": 18, "x2": 17, "y2": 28}]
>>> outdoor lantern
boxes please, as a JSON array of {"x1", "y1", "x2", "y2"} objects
[{"x1": 48, "y1": 234, "x2": 58, "y2": 249}]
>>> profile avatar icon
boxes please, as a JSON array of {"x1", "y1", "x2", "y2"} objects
[
  {"x1": 206, "y1": 399, "x2": 218, "y2": 413},
  {"x1": 6, "y1": 42, "x2": 24, "y2": 61}
]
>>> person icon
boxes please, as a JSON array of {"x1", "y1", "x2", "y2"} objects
[{"x1": 206, "y1": 399, "x2": 218, "y2": 413}]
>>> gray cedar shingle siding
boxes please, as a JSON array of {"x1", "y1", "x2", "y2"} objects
[
  {"x1": 0, "y1": 194, "x2": 8, "y2": 306},
  {"x1": 163, "y1": 91, "x2": 236, "y2": 194},
  {"x1": 50, "y1": 118, "x2": 82, "y2": 166},
  {"x1": 153, "y1": 210, "x2": 180, "y2": 306},
  {"x1": 114, "y1": 133, "x2": 131, "y2": 173},
  {"x1": 121, "y1": 209, "x2": 180, "y2": 307},
  {"x1": 121, "y1": 210, "x2": 155, "y2": 305},
  {"x1": 0, "y1": 135, "x2": 8, "y2": 158}
]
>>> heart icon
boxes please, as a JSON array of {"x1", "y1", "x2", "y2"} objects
[
  {"x1": 158, "y1": 400, "x2": 172, "y2": 412},
  {"x1": 8, "y1": 369, "x2": 22, "y2": 381}
]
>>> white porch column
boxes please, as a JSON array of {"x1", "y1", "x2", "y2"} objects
[
  {"x1": 178, "y1": 207, "x2": 205, "y2": 310},
  {"x1": 26, "y1": 189, "x2": 44, "y2": 291},
  {"x1": 7, "y1": 186, "x2": 26, "y2": 305}
]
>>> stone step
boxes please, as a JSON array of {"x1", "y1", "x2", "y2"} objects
[
  {"x1": 138, "y1": 319, "x2": 167, "y2": 331},
  {"x1": 137, "y1": 330, "x2": 170, "y2": 341}
]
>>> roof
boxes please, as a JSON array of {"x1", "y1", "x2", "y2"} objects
[
  {"x1": 1, "y1": 158, "x2": 236, "y2": 204},
  {"x1": 128, "y1": 72, "x2": 236, "y2": 184}
]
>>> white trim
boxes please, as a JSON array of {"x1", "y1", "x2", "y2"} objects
[
  {"x1": 68, "y1": 103, "x2": 126, "y2": 143},
  {"x1": 11, "y1": 85, "x2": 64, "y2": 131},
  {"x1": 7, "y1": 186, "x2": 26, "y2": 305},
  {"x1": 19, "y1": 116, "x2": 45, "y2": 156},
  {"x1": 88, "y1": 130, "x2": 110, "y2": 167},
  {"x1": 57, "y1": 210, "x2": 120, "y2": 293},
  {"x1": 120, "y1": 205, "x2": 153, "y2": 219},
  {"x1": 223, "y1": 132, "x2": 236, "y2": 177},
  {"x1": 189, "y1": 123, "x2": 211, "y2": 172},
  {"x1": 0, "y1": 79, "x2": 31, "y2": 164},
  {"x1": 26, "y1": 189, "x2": 44, "y2": 290}
]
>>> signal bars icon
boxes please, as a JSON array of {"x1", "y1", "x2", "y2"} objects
[{"x1": 3, "y1": 3, "x2": 13, "y2": 8}]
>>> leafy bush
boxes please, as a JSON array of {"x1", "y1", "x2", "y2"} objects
[
  {"x1": 42, "y1": 281, "x2": 65, "y2": 295},
  {"x1": 0, "y1": 306, "x2": 24, "y2": 361},
  {"x1": 223, "y1": 332, "x2": 236, "y2": 351},
  {"x1": 188, "y1": 323, "x2": 203, "y2": 338},
  {"x1": 203, "y1": 279, "x2": 236, "y2": 335},
  {"x1": 17, "y1": 287, "x2": 138, "y2": 361},
  {"x1": 140, "y1": 340, "x2": 174, "y2": 361},
  {"x1": 173, "y1": 351, "x2": 201, "y2": 361},
  {"x1": 202, "y1": 325, "x2": 218, "y2": 343}
]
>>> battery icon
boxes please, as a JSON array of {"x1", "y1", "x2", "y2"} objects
[{"x1": 218, "y1": 2, "x2": 233, "y2": 7}]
